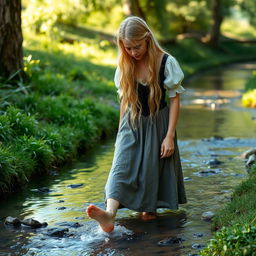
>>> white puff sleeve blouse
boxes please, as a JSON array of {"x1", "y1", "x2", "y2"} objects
[
  {"x1": 164, "y1": 55, "x2": 185, "y2": 98},
  {"x1": 114, "y1": 55, "x2": 185, "y2": 97}
]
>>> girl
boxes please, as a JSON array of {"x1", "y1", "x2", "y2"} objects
[{"x1": 86, "y1": 16, "x2": 187, "y2": 233}]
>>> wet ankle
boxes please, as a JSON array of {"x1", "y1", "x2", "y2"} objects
[{"x1": 106, "y1": 211, "x2": 115, "y2": 218}]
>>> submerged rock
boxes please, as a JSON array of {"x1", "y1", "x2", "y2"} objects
[
  {"x1": 206, "y1": 158, "x2": 223, "y2": 167},
  {"x1": 74, "y1": 216, "x2": 85, "y2": 220},
  {"x1": 21, "y1": 218, "x2": 47, "y2": 228},
  {"x1": 67, "y1": 184, "x2": 84, "y2": 189},
  {"x1": 201, "y1": 211, "x2": 215, "y2": 221},
  {"x1": 47, "y1": 227, "x2": 69, "y2": 237},
  {"x1": 193, "y1": 232, "x2": 204, "y2": 238},
  {"x1": 37, "y1": 187, "x2": 53, "y2": 193},
  {"x1": 4, "y1": 216, "x2": 21, "y2": 227},
  {"x1": 194, "y1": 169, "x2": 222, "y2": 177},
  {"x1": 212, "y1": 135, "x2": 224, "y2": 140},
  {"x1": 157, "y1": 236, "x2": 185, "y2": 246},
  {"x1": 56, "y1": 221, "x2": 83, "y2": 228},
  {"x1": 191, "y1": 243, "x2": 205, "y2": 249},
  {"x1": 56, "y1": 207, "x2": 66, "y2": 210},
  {"x1": 202, "y1": 136, "x2": 224, "y2": 142}
]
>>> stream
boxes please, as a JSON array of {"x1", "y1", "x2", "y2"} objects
[{"x1": 1, "y1": 62, "x2": 256, "y2": 256}]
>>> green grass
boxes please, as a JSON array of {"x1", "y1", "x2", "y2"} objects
[
  {"x1": 200, "y1": 166, "x2": 256, "y2": 255},
  {"x1": 213, "y1": 168, "x2": 256, "y2": 229}
]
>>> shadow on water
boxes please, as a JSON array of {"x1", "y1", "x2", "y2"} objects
[{"x1": 1, "y1": 62, "x2": 256, "y2": 256}]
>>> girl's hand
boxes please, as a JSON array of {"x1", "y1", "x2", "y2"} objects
[{"x1": 160, "y1": 136, "x2": 174, "y2": 158}]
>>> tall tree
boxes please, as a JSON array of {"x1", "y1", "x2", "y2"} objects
[
  {"x1": 122, "y1": 0, "x2": 147, "y2": 20},
  {"x1": 206, "y1": 0, "x2": 235, "y2": 48},
  {"x1": 207, "y1": 0, "x2": 223, "y2": 47},
  {"x1": 0, "y1": 0, "x2": 24, "y2": 78}
]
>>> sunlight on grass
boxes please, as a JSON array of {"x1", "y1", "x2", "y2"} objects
[
  {"x1": 222, "y1": 18, "x2": 256, "y2": 39},
  {"x1": 23, "y1": 30, "x2": 117, "y2": 67}
]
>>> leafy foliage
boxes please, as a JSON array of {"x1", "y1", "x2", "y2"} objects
[{"x1": 200, "y1": 224, "x2": 256, "y2": 256}]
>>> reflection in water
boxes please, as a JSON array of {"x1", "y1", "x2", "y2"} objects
[
  {"x1": 1, "y1": 62, "x2": 256, "y2": 256},
  {"x1": 187, "y1": 62, "x2": 256, "y2": 90},
  {"x1": 178, "y1": 106, "x2": 256, "y2": 139}
]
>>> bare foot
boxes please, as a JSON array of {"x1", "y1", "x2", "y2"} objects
[
  {"x1": 86, "y1": 205, "x2": 114, "y2": 233},
  {"x1": 141, "y1": 212, "x2": 157, "y2": 220}
]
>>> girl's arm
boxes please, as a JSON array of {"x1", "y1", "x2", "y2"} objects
[{"x1": 160, "y1": 94, "x2": 180, "y2": 158}]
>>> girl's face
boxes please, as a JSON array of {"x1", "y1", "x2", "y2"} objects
[{"x1": 122, "y1": 39, "x2": 148, "y2": 61}]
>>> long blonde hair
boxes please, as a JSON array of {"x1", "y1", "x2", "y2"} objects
[{"x1": 117, "y1": 16, "x2": 166, "y2": 126}]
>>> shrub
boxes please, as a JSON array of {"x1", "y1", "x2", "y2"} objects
[
  {"x1": 0, "y1": 115, "x2": 14, "y2": 143},
  {"x1": 41, "y1": 124, "x2": 83, "y2": 162},
  {"x1": 200, "y1": 224, "x2": 256, "y2": 256},
  {"x1": 5, "y1": 106, "x2": 40, "y2": 137},
  {"x1": 31, "y1": 71, "x2": 68, "y2": 95},
  {"x1": 0, "y1": 145, "x2": 35, "y2": 192},
  {"x1": 16, "y1": 135, "x2": 54, "y2": 170}
]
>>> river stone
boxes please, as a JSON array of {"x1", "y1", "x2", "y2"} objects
[
  {"x1": 56, "y1": 221, "x2": 83, "y2": 228},
  {"x1": 67, "y1": 184, "x2": 84, "y2": 189},
  {"x1": 56, "y1": 207, "x2": 66, "y2": 210},
  {"x1": 202, "y1": 136, "x2": 224, "y2": 142},
  {"x1": 241, "y1": 148, "x2": 256, "y2": 159},
  {"x1": 246, "y1": 154, "x2": 256, "y2": 169},
  {"x1": 184, "y1": 177, "x2": 192, "y2": 181},
  {"x1": 4, "y1": 216, "x2": 21, "y2": 227},
  {"x1": 47, "y1": 227, "x2": 69, "y2": 237},
  {"x1": 201, "y1": 211, "x2": 215, "y2": 221},
  {"x1": 21, "y1": 218, "x2": 47, "y2": 228},
  {"x1": 37, "y1": 187, "x2": 53, "y2": 193},
  {"x1": 212, "y1": 135, "x2": 224, "y2": 140},
  {"x1": 194, "y1": 169, "x2": 222, "y2": 176},
  {"x1": 206, "y1": 158, "x2": 223, "y2": 167},
  {"x1": 191, "y1": 243, "x2": 205, "y2": 250},
  {"x1": 157, "y1": 236, "x2": 185, "y2": 246},
  {"x1": 193, "y1": 232, "x2": 204, "y2": 238},
  {"x1": 75, "y1": 216, "x2": 85, "y2": 220}
]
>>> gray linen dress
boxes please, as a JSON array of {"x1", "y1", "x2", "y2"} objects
[{"x1": 105, "y1": 54, "x2": 187, "y2": 212}]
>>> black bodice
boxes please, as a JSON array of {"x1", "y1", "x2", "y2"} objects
[{"x1": 137, "y1": 53, "x2": 168, "y2": 116}]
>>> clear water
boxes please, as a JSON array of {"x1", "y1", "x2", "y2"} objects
[{"x1": 1, "y1": 62, "x2": 256, "y2": 256}]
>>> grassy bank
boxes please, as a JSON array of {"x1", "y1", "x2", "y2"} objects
[
  {"x1": 0, "y1": 31, "x2": 119, "y2": 194},
  {"x1": 1, "y1": 25, "x2": 256, "y2": 194},
  {"x1": 200, "y1": 165, "x2": 256, "y2": 255}
]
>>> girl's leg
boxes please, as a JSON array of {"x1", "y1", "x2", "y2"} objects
[{"x1": 86, "y1": 198, "x2": 119, "y2": 233}]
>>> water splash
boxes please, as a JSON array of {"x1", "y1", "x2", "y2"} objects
[{"x1": 80, "y1": 224, "x2": 133, "y2": 245}]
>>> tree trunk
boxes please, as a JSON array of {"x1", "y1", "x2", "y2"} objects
[
  {"x1": 0, "y1": 0, "x2": 24, "y2": 79},
  {"x1": 122, "y1": 0, "x2": 147, "y2": 21},
  {"x1": 207, "y1": 0, "x2": 223, "y2": 48}
]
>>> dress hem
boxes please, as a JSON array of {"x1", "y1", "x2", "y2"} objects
[{"x1": 105, "y1": 195, "x2": 185, "y2": 212}]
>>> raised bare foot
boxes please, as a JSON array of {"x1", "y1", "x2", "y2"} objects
[
  {"x1": 141, "y1": 212, "x2": 157, "y2": 220},
  {"x1": 86, "y1": 205, "x2": 114, "y2": 233}
]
